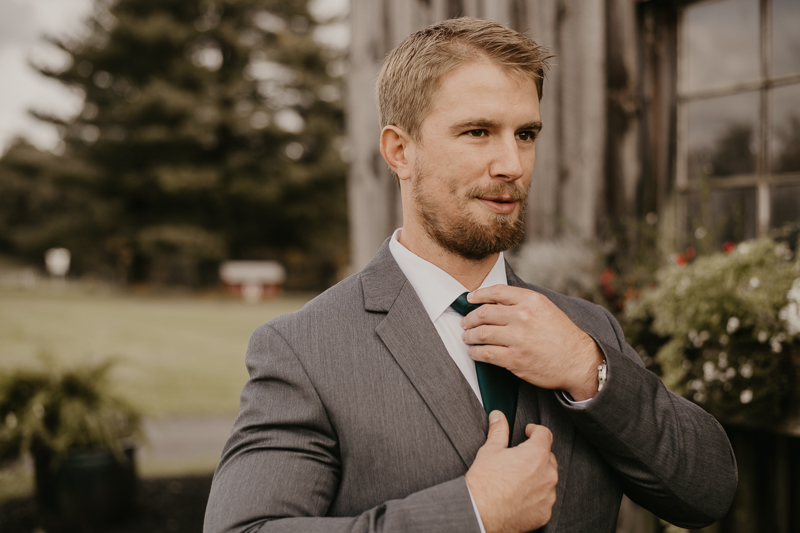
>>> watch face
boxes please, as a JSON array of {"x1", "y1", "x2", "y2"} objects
[{"x1": 598, "y1": 361, "x2": 608, "y2": 391}]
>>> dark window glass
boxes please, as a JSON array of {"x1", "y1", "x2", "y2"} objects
[
  {"x1": 686, "y1": 91, "x2": 760, "y2": 181},
  {"x1": 771, "y1": 0, "x2": 800, "y2": 75},
  {"x1": 770, "y1": 83, "x2": 800, "y2": 173},
  {"x1": 770, "y1": 184, "x2": 800, "y2": 229},
  {"x1": 711, "y1": 188, "x2": 758, "y2": 243},
  {"x1": 685, "y1": 187, "x2": 757, "y2": 247},
  {"x1": 683, "y1": 0, "x2": 760, "y2": 92}
]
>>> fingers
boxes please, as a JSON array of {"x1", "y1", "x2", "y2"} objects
[
  {"x1": 467, "y1": 284, "x2": 525, "y2": 306},
  {"x1": 483, "y1": 410, "x2": 510, "y2": 451},
  {"x1": 523, "y1": 423, "x2": 554, "y2": 448},
  {"x1": 462, "y1": 324, "x2": 511, "y2": 347}
]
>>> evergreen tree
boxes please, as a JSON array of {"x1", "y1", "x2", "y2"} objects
[{"x1": 17, "y1": 0, "x2": 347, "y2": 288}]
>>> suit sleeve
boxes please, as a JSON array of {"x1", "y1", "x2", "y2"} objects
[
  {"x1": 203, "y1": 324, "x2": 482, "y2": 533},
  {"x1": 556, "y1": 305, "x2": 738, "y2": 529}
]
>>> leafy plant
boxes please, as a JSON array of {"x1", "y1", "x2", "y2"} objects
[
  {"x1": 625, "y1": 236, "x2": 800, "y2": 424},
  {"x1": 0, "y1": 359, "x2": 142, "y2": 468}
]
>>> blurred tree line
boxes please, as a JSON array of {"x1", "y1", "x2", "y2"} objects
[{"x1": 0, "y1": 0, "x2": 348, "y2": 290}]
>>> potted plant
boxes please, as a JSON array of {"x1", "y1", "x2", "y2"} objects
[
  {"x1": 625, "y1": 236, "x2": 800, "y2": 427},
  {"x1": 0, "y1": 359, "x2": 142, "y2": 526}
]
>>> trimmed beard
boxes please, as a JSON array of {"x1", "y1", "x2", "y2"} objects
[{"x1": 412, "y1": 171, "x2": 529, "y2": 261}]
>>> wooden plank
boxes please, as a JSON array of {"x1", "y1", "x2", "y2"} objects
[
  {"x1": 346, "y1": 0, "x2": 401, "y2": 271},
  {"x1": 523, "y1": 0, "x2": 560, "y2": 240},
  {"x1": 556, "y1": 0, "x2": 606, "y2": 239}
]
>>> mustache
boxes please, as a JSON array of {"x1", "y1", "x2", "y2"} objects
[{"x1": 465, "y1": 183, "x2": 528, "y2": 202}]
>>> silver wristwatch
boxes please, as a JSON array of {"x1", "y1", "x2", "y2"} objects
[{"x1": 597, "y1": 360, "x2": 608, "y2": 392}]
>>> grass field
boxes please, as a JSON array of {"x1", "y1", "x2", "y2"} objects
[{"x1": 0, "y1": 284, "x2": 313, "y2": 417}]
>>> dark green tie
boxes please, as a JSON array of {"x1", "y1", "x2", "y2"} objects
[{"x1": 451, "y1": 292, "x2": 518, "y2": 437}]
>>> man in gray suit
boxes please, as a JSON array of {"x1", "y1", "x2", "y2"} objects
[{"x1": 205, "y1": 18, "x2": 737, "y2": 533}]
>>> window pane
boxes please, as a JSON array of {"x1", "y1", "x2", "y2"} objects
[
  {"x1": 771, "y1": 0, "x2": 800, "y2": 75},
  {"x1": 770, "y1": 83, "x2": 800, "y2": 173},
  {"x1": 685, "y1": 188, "x2": 757, "y2": 248},
  {"x1": 683, "y1": 0, "x2": 760, "y2": 92},
  {"x1": 770, "y1": 184, "x2": 800, "y2": 229},
  {"x1": 687, "y1": 91, "x2": 759, "y2": 181}
]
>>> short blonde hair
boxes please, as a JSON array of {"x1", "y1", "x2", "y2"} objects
[{"x1": 376, "y1": 17, "x2": 552, "y2": 141}]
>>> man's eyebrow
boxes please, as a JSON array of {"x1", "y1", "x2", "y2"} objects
[
  {"x1": 523, "y1": 121, "x2": 543, "y2": 132},
  {"x1": 449, "y1": 119, "x2": 543, "y2": 132},
  {"x1": 450, "y1": 119, "x2": 500, "y2": 131}
]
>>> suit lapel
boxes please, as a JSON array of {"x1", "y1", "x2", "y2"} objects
[
  {"x1": 537, "y1": 387, "x2": 575, "y2": 533},
  {"x1": 363, "y1": 242, "x2": 488, "y2": 468},
  {"x1": 506, "y1": 261, "x2": 575, "y2": 533}
]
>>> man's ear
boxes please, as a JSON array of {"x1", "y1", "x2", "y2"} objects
[{"x1": 379, "y1": 125, "x2": 414, "y2": 181}]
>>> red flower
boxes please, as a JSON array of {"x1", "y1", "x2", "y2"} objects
[
  {"x1": 600, "y1": 268, "x2": 615, "y2": 285},
  {"x1": 723, "y1": 241, "x2": 736, "y2": 253},
  {"x1": 675, "y1": 253, "x2": 687, "y2": 267},
  {"x1": 685, "y1": 246, "x2": 696, "y2": 260},
  {"x1": 599, "y1": 268, "x2": 616, "y2": 299}
]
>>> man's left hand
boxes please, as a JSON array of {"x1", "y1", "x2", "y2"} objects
[{"x1": 461, "y1": 285, "x2": 604, "y2": 401}]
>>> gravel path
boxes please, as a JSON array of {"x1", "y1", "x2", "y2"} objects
[{"x1": 139, "y1": 414, "x2": 237, "y2": 467}]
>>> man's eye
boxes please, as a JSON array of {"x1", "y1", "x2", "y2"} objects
[
  {"x1": 466, "y1": 129, "x2": 487, "y2": 137},
  {"x1": 517, "y1": 131, "x2": 536, "y2": 141}
]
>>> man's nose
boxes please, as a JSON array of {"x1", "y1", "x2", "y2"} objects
[{"x1": 489, "y1": 135, "x2": 525, "y2": 181}]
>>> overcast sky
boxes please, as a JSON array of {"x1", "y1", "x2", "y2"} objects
[
  {"x1": 0, "y1": 0, "x2": 348, "y2": 154},
  {"x1": 0, "y1": 0, "x2": 93, "y2": 152}
]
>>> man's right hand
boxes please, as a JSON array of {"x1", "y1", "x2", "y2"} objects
[{"x1": 465, "y1": 411, "x2": 558, "y2": 533}]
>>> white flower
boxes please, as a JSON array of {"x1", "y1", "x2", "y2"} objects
[
  {"x1": 32, "y1": 403, "x2": 45, "y2": 418},
  {"x1": 779, "y1": 279, "x2": 800, "y2": 336},
  {"x1": 740, "y1": 389, "x2": 753, "y2": 404},
  {"x1": 688, "y1": 329, "x2": 707, "y2": 347},
  {"x1": 788, "y1": 278, "x2": 800, "y2": 302},
  {"x1": 770, "y1": 333, "x2": 786, "y2": 353},
  {"x1": 758, "y1": 331, "x2": 768, "y2": 343},
  {"x1": 739, "y1": 363, "x2": 753, "y2": 378},
  {"x1": 693, "y1": 392, "x2": 706, "y2": 403},
  {"x1": 5, "y1": 413, "x2": 17, "y2": 429},
  {"x1": 703, "y1": 361, "x2": 716, "y2": 381},
  {"x1": 749, "y1": 277, "x2": 760, "y2": 288},
  {"x1": 726, "y1": 317, "x2": 740, "y2": 334}
]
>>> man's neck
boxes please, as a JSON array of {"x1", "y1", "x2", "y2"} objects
[{"x1": 396, "y1": 228, "x2": 499, "y2": 292}]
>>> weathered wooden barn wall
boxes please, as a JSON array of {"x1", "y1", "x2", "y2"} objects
[{"x1": 346, "y1": 0, "x2": 640, "y2": 270}]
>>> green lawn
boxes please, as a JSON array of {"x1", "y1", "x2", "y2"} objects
[{"x1": 0, "y1": 285, "x2": 312, "y2": 417}]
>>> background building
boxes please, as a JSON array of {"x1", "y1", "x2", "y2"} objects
[
  {"x1": 346, "y1": 0, "x2": 800, "y2": 270},
  {"x1": 346, "y1": 2, "x2": 800, "y2": 532}
]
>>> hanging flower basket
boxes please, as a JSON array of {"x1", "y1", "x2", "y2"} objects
[{"x1": 625, "y1": 237, "x2": 800, "y2": 428}]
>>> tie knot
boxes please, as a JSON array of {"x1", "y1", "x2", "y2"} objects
[{"x1": 450, "y1": 292, "x2": 482, "y2": 316}]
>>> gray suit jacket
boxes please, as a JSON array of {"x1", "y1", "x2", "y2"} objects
[{"x1": 204, "y1": 242, "x2": 737, "y2": 532}]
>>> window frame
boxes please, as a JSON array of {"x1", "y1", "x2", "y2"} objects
[{"x1": 675, "y1": 0, "x2": 800, "y2": 241}]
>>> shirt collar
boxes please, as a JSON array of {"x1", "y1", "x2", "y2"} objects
[{"x1": 388, "y1": 228, "x2": 508, "y2": 323}]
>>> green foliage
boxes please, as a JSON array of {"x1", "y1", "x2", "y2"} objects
[
  {"x1": 1, "y1": 0, "x2": 348, "y2": 289},
  {"x1": 626, "y1": 237, "x2": 800, "y2": 424},
  {"x1": 0, "y1": 359, "x2": 142, "y2": 468}
]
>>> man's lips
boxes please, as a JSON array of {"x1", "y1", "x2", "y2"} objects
[{"x1": 477, "y1": 196, "x2": 518, "y2": 214}]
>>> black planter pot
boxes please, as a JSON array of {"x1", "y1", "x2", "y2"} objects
[{"x1": 34, "y1": 446, "x2": 137, "y2": 527}]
